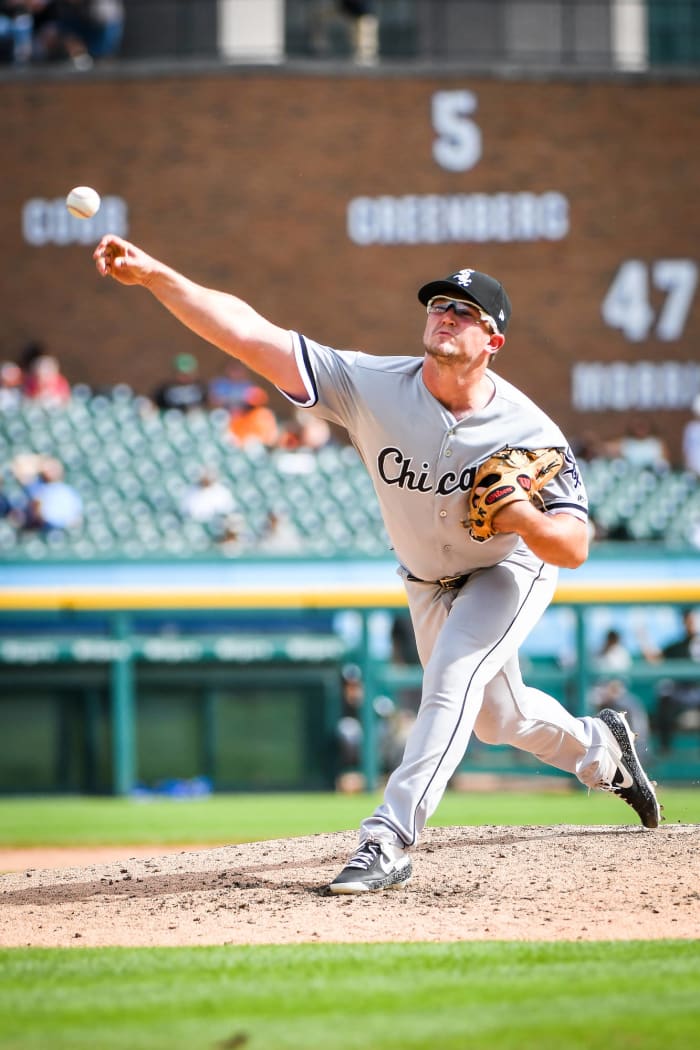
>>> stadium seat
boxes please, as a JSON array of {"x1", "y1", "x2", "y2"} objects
[{"x1": 1, "y1": 397, "x2": 698, "y2": 561}]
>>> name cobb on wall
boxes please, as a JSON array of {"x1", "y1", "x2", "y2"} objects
[
  {"x1": 346, "y1": 89, "x2": 698, "y2": 413},
  {"x1": 22, "y1": 195, "x2": 128, "y2": 246}
]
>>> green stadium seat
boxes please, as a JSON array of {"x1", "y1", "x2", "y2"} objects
[
  {"x1": 0, "y1": 520, "x2": 18, "y2": 551},
  {"x1": 2, "y1": 396, "x2": 698, "y2": 561}
]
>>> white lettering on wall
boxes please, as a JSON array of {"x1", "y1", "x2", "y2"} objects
[
  {"x1": 572, "y1": 362, "x2": 700, "y2": 411},
  {"x1": 347, "y1": 90, "x2": 571, "y2": 247},
  {"x1": 431, "y1": 90, "x2": 482, "y2": 172},
  {"x1": 347, "y1": 191, "x2": 569, "y2": 246},
  {"x1": 601, "y1": 259, "x2": 698, "y2": 341},
  {"x1": 22, "y1": 196, "x2": 128, "y2": 246}
]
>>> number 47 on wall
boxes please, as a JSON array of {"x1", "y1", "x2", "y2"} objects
[{"x1": 602, "y1": 259, "x2": 698, "y2": 342}]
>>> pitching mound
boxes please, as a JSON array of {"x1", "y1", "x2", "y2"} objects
[{"x1": 1, "y1": 824, "x2": 698, "y2": 947}]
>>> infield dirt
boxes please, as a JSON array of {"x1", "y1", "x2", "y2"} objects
[{"x1": 1, "y1": 824, "x2": 698, "y2": 947}]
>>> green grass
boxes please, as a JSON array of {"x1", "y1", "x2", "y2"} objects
[
  {"x1": 0, "y1": 942, "x2": 698, "y2": 1050},
  {"x1": 0, "y1": 787, "x2": 698, "y2": 849}
]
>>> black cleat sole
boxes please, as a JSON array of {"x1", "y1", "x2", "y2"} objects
[{"x1": 599, "y1": 708, "x2": 661, "y2": 829}]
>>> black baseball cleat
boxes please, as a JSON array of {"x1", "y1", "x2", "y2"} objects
[
  {"x1": 598, "y1": 708, "x2": 661, "y2": 829},
  {"x1": 328, "y1": 839, "x2": 412, "y2": 894}
]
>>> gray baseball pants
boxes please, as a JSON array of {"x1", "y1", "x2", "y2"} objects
[{"x1": 361, "y1": 555, "x2": 621, "y2": 848}]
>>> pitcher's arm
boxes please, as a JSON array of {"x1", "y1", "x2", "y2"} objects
[{"x1": 93, "y1": 235, "x2": 306, "y2": 399}]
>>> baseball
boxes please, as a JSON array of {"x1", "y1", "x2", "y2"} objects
[{"x1": 66, "y1": 186, "x2": 101, "y2": 219}]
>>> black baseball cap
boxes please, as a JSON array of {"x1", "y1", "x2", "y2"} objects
[{"x1": 418, "y1": 269, "x2": 512, "y2": 334}]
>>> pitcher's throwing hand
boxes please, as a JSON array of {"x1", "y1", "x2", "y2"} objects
[{"x1": 94, "y1": 236, "x2": 155, "y2": 286}]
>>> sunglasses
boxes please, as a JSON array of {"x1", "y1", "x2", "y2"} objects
[{"x1": 426, "y1": 297, "x2": 496, "y2": 331}]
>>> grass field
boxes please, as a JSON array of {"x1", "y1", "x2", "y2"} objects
[
  {"x1": 1, "y1": 786, "x2": 699, "y2": 847},
  {"x1": 1, "y1": 790, "x2": 698, "y2": 1050},
  {"x1": 1, "y1": 941, "x2": 698, "y2": 1050}
]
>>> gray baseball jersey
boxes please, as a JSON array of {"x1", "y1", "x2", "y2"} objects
[
  {"x1": 283, "y1": 333, "x2": 588, "y2": 581},
  {"x1": 281, "y1": 333, "x2": 632, "y2": 856}
]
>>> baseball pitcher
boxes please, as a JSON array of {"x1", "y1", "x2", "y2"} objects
[{"x1": 94, "y1": 238, "x2": 661, "y2": 894}]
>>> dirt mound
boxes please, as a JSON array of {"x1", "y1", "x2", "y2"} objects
[{"x1": 1, "y1": 824, "x2": 698, "y2": 947}]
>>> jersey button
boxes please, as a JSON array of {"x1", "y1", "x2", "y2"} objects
[
  {"x1": 439, "y1": 510, "x2": 447, "y2": 518},
  {"x1": 445, "y1": 449, "x2": 452, "y2": 457},
  {"x1": 443, "y1": 544, "x2": 452, "y2": 552}
]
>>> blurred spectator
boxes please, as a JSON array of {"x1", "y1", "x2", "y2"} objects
[
  {"x1": 22, "y1": 353, "x2": 71, "y2": 405},
  {"x1": 644, "y1": 608, "x2": 700, "y2": 664},
  {"x1": 311, "y1": 0, "x2": 378, "y2": 65},
  {"x1": 228, "y1": 386, "x2": 279, "y2": 448},
  {"x1": 389, "y1": 613, "x2": 421, "y2": 712},
  {"x1": 152, "y1": 353, "x2": 207, "y2": 413},
  {"x1": 216, "y1": 512, "x2": 250, "y2": 556},
  {"x1": 340, "y1": 0, "x2": 378, "y2": 64},
  {"x1": 645, "y1": 608, "x2": 700, "y2": 753},
  {"x1": 391, "y1": 613, "x2": 419, "y2": 666},
  {"x1": 610, "y1": 418, "x2": 670, "y2": 472},
  {"x1": 585, "y1": 513, "x2": 601, "y2": 545},
  {"x1": 0, "y1": 1, "x2": 34, "y2": 63},
  {"x1": 336, "y1": 662, "x2": 364, "y2": 776},
  {"x1": 276, "y1": 410, "x2": 335, "y2": 477},
  {"x1": 380, "y1": 704, "x2": 416, "y2": 772},
  {"x1": 207, "y1": 361, "x2": 257, "y2": 411},
  {"x1": 10, "y1": 451, "x2": 42, "y2": 489},
  {"x1": 255, "y1": 509, "x2": 303, "y2": 554},
  {"x1": 0, "y1": 361, "x2": 24, "y2": 409},
  {"x1": 0, "y1": 474, "x2": 22, "y2": 522},
  {"x1": 335, "y1": 661, "x2": 417, "y2": 791},
  {"x1": 14, "y1": 454, "x2": 82, "y2": 533},
  {"x1": 590, "y1": 678, "x2": 651, "y2": 759},
  {"x1": 18, "y1": 338, "x2": 46, "y2": 372},
  {"x1": 571, "y1": 429, "x2": 607, "y2": 463},
  {"x1": 0, "y1": 483, "x2": 11, "y2": 519},
  {"x1": 682, "y1": 395, "x2": 700, "y2": 476},
  {"x1": 594, "y1": 628, "x2": 633, "y2": 674},
  {"x1": 33, "y1": 0, "x2": 124, "y2": 69},
  {"x1": 180, "y1": 467, "x2": 235, "y2": 523},
  {"x1": 279, "y1": 409, "x2": 333, "y2": 452}
]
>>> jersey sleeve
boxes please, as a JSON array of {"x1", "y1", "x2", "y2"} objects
[
  {"x1": 277, "y1": 332, "x2": 363, "y2": 430},
  {"x1": 541, "y1": 446, "x2": 589, "y2": 522}
]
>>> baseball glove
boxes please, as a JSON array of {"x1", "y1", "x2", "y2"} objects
[{"x1": 465, "y1": 447, "x2": 565, "y2": 543}]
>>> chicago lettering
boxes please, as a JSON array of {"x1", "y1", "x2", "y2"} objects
[{"x1": 377, "y1": 447, "x2": 476, "y2": 494}]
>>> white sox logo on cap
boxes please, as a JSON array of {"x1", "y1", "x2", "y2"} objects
[
  {"x1": 453, "y1": 269, "x2": 505, "y2": 326},
  {"x1": 417, "y1": 268, "x2": 512, "y2": 333},
  {"x1": 453, "y1": 268, "x2": 475, "y2": 288}
]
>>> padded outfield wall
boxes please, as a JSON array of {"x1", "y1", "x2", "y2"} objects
[{"x1": 1, "y1": 67, "x2": 698, "y2": 460}]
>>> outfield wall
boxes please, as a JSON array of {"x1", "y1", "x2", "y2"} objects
[{"x1": 2, "y1": 69, "x2": 698, "y2": 460}]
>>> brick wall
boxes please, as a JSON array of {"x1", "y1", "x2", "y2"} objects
[{"x1": 2, "y1": 68, "x2": 698, "y2": 461}]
